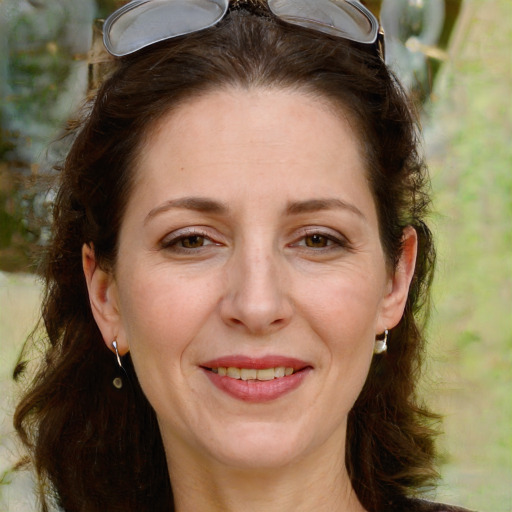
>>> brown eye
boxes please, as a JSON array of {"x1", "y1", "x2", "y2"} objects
[
  {"x1": 304, "y1": 234, "x2": 330, "y2": 248},
  {"x1": 180, "y1": 236, "x2": 206, "y2": 248}
]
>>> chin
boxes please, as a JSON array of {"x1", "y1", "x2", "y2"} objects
[{"x1": 199, "y1": 420, "x2": 326, "y2": 470}]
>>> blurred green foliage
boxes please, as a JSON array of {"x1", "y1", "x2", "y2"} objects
[
  {"x1": 425, "y1": 1, "x2": 512, "y2": 509},
  {"x1": 0, "y1": 0, "x2": 120, "y2": 271}
]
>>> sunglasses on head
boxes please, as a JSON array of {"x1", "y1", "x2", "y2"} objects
[{"x1": 103, "y1": 0, "x2": 384, "y2": 60}]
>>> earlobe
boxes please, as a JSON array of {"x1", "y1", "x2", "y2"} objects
[
  {"x1": 82, "y1": 244, "x2": 128, "y2": 354},
  {"x1": 377, "y1": 226, "x2": 418, "y2": 333}
]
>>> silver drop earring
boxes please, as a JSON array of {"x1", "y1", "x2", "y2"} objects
[
  {"x1": 112, "y1": 340, "x2": 124, "y2": 389},
  {"x1": 374, "y1": 329, "x2": 388, "y2": 354}
]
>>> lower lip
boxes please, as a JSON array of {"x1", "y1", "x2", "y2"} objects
[{"x1": 204, "y1": 368, "x2": 311, "y2": 403}]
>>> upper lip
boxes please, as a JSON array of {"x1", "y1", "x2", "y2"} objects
[{"x1": 201, "y1": 355, "x2": 311, "y2": 371}]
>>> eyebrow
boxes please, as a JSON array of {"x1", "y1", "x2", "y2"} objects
[
  {"x1": 144, "y1": 196, "x2": 366, "y2": 224},
  {"x1": 285, "y1": 198, "x2": 366, "y2": 220},
  {"x1": 144, "y1": 197, "x2": 229, "y2": 225}
]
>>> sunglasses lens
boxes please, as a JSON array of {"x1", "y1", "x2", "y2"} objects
[
  {"x1": 104, "y1": 0, "x2": 229, "y2": 56},
  {"x1": 268, "y1": 0, "x2": 378, "y2": 43}
]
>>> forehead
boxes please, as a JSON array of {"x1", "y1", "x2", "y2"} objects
[{"x1": 130, "y1": 87, "x2": 375, "y2": 217}]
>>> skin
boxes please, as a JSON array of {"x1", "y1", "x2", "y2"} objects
[{"x1": 83, "y1": 87, "x2": 417, "y2": 512}]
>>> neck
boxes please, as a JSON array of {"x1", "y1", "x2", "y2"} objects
[{"x1": 164, "y1": 435, "x2": 367, "y2": 512}]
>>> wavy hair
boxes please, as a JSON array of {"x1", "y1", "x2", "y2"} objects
[{"x1": 14, "y1": 2, "x2": 438, "y2": 511}]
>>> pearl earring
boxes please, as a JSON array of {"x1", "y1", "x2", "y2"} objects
[{"x1": 374, "y1": 329, "x2": 388, "y2": 354}]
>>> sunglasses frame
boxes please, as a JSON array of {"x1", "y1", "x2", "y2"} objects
[{"x1": 103, "y1": 0, "x2": 384, "y2": 60}]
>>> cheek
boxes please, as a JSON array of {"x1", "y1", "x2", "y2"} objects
[
  {"x1": 115, "y1": 268, "x2": 222, "y2": 429},
  {"x1": 287, "y1": 267, "x2": 382, "y2": 442},
  {"x1": 115, "y1": 268, "x2": 219, "y2": 379},
  {"x1": 296, "y1": 264, "x2": 384, "y2": 402},
  {"x1": 298, "y1": 264, "x2": 385, "y2": 347}
]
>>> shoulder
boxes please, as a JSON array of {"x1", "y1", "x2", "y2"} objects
[{"x1": 401, "y1": 498, "x2": 477, "y2": 512}]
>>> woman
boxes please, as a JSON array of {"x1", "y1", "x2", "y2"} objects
[{"x1": 13, "y1": 1, "x2": 474, "y2": 511}]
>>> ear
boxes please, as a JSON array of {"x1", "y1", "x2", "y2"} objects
[
  {"x1": 376, "y1": 226, "x2": 418, "y2": 334},
  {"x1": 82, "y1": 244, "x2": 128, "y2": 355}
]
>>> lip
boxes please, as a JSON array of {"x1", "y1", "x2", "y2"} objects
[
  {"x1": 201, "y1": 355, "x2": 312, "y2": 403},
  {"x1": 202, "y1": 355, "x2": 310, "y2": 370}
]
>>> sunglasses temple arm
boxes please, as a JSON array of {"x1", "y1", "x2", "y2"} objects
[{"x1": 377, "y1": 27, "x2": 386, "y2": 61}]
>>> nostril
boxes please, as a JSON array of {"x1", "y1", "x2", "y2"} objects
[{"x1": 220, "y1": 285, "x2": 293, "y2": 334}]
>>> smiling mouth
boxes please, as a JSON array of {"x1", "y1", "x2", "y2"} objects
[
  {"x1": 202, "y1": 360, "x2": 311, "y2": 402},
  {"x1": 208, "y1": 366, "x2": 297, "y2": 381}
]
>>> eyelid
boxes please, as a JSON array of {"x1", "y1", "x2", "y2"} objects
[
  {"x1": 160, "y1": 226, "x2": 222, "y2": 250},
  {"x1": 291, "y1": 227, "x2": 352, "y2": 249}
]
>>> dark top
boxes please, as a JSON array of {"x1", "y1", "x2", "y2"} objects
[{"x1": 399, "y1": 498, "x2": 476, "y2": 512}]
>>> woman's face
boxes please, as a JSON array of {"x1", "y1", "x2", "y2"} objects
[{"x1": 85, "y1": 88, "x2": 415, "y2": 472}]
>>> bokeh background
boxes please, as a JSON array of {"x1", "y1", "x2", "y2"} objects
[{"x1": 1, "y1": 0, "x2": 511, "y2": 510}]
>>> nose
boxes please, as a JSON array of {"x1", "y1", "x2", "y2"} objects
[{"x1": 220, "y1": 244, "x2": 293, "y2": 335}]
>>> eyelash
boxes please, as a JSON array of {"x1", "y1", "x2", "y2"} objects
[
  {"x1": 160, "y1": 228, "x2": 219, "y2": 253},
  {"x1": 291, "y1": 228, "x2": 351, "y2": 252},
  {"x1": 159, "y1": 227, "x2": 351, "y2": 254}
]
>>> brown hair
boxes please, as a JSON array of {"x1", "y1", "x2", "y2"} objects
[{"x1": 14, "y1": 3, "x2": 438, "y2": 511}]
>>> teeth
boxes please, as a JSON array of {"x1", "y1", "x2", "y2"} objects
[
  {"x1": 274, "y1": 366, "x2": 285, "y2": 378},
  {"x1": 256, "y1": 368, "x2": 275, "y2": 381},
  {"x1": 227, "y1": 367, "x2": 241, "y2": 379},
  {"x1": 214, "y1": 366, "x2": 295, "y2": 380},
  {"x1": 240, "y1": 368, "x2": 257, "y2": 381}
]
